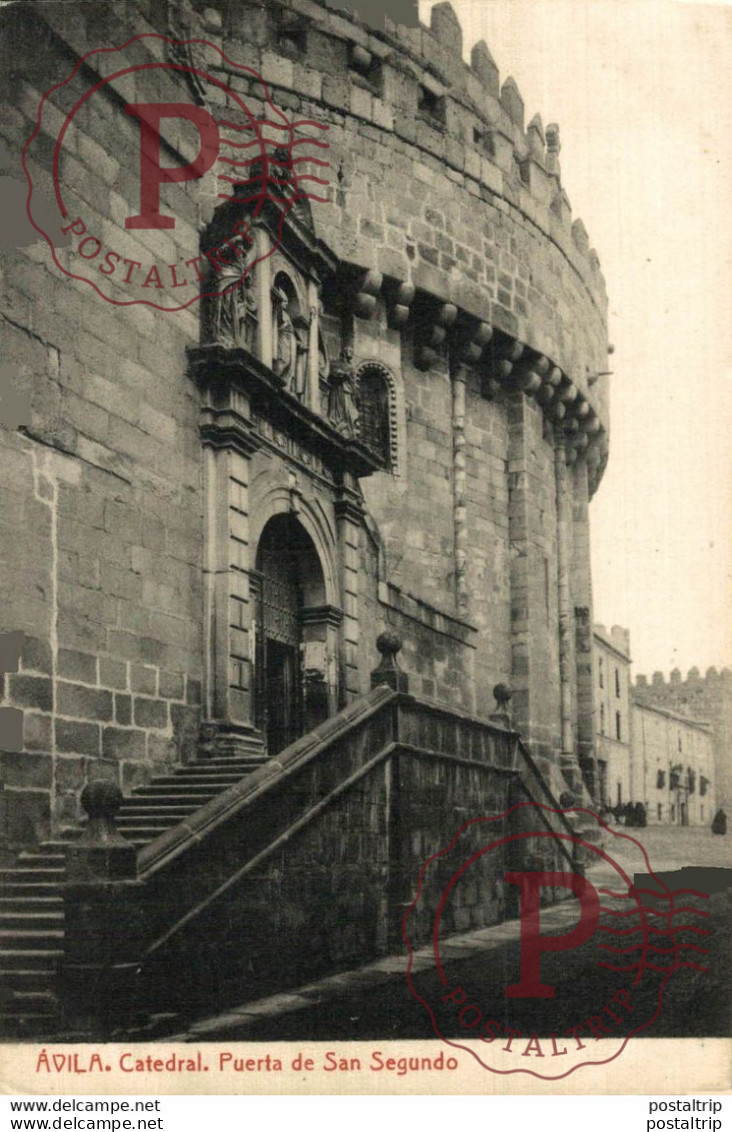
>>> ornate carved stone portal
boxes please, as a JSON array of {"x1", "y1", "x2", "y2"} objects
[{"x1": 191, "y1": 193, "x2": 381, "y2": 758}]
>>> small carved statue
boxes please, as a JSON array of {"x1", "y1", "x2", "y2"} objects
[
  {"x1": 273, "y1": 285, "x2": 296, "y2": 387},
  {"x1": 211, "y1": 234, "x2": 257, "y2": 349},
  {"x1": 327, "y1": 344, "x2": 360, "y2": 436},
  {"x1": 292, "y1": 319, "x2": 310, "y2": 400}
]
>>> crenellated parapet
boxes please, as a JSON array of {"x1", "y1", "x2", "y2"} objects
[
  {"x1": 636, "y1": 667, "x2": 732, "y2": 691},
  {"x1": 210, "y1": 0, "x2": 606, "y2": 297}
]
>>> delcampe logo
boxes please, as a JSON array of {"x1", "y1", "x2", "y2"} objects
[
  {"x1": 403, "y1": 804, "x2": 710, "y2": 1080},
  {"x1": 22, "y1": 35, "x2": 329, "y2": 311}
]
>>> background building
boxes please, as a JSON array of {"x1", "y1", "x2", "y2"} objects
[
  {"x1": 635, "y1": 668, "x2": 732, "y2": 812},
  {"x1": 631, "y1": 701, "x2": 715, "y2": 827},
  {"x1": 593, "y1": 624, "x2": 631, "y2": 809},
  {"x1": 593, "y1": 626, "x2": 720, "y2": 825}
]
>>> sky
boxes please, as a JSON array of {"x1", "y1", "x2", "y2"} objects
[{"x1": 420, "y1": 0, "x2": 732, "y2": 678}]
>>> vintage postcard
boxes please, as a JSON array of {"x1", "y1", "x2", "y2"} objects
[{"x1": 0, "y1": 0, "x2": 730, "y2": 1098}]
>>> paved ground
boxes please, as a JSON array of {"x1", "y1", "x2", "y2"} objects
[{"x1": 169, "y1": 825, "x2": 731, "y2": 1043}]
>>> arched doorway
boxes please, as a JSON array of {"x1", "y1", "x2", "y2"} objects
[{"x1": 253, "y1": 514, "x2": 330, "y2": 755}]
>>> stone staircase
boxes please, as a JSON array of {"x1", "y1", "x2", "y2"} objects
[{"x1": 0, "y1": 748, "x2": 264, "y2": 1038}]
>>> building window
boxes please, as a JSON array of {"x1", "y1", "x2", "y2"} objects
[
  {"x1": 616, "y1": 782, "x2": 622, "y2": 806},
  {"x1": 657, "y1": 803, "x2": 663, "y2": 821},
  {"x1": 615, "y1": 667, "x2": 620, "y2": 697},
  {"x1": 670, "y1": 804, "x2": 676, "y2": 822},
  {"x1": 599, "y1": 657, "x2": 604, "y2": 688},
  {"x1": 700, "y1": 775, "x2": 708, "y2": 796},
  {"x1": 615, "y1": 711, "x2": 621, "y2": 740},
  {"x1": 656, "y1": 768, "x2": 666, "y2": 789},
  {"x1": 417, "y1": 85, "x2": 446, "y2": 127},
  {"x1": 600, "y1": 703, "x2": 605, "y2": 735},
  {"x1": 356, "y1": 361, "x2": 399, "y2": 472}
]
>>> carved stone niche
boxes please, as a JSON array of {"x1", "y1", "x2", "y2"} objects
[{"x1": 198, "y1": 177, "x2": 338, "y2": 418}]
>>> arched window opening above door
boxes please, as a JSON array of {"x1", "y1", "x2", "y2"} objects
[{"x1": 356, "y1": 361, "x2": 399, "y2": 472}]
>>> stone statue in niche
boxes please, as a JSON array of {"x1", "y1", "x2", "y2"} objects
[
  {"x1": 273, "y1": 285, "x2": 309, "y2": 399},
  {"x1": 327, "y1": 345, "x2": 360, "y2": 436},
  {"x1": 211, "y1": 234, "x2": 257, "y2": 350}
]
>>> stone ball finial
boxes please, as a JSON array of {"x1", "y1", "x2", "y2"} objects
[
  {"x1": 80, "y1": 780, "x2": 123, "y2": 820},
  {"x1": 372, "y1": 632, "x2": 408, "y2": 693},
  {"x1": 376, "y1": 631, "x2": 402, "y2": 661},
  {"x1": 493, "y1": 683, "x2": 512, "y2": 707}
]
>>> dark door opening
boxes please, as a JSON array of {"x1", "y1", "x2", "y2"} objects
[
  {"x1": 254, "y1": 513, "x2": 328, "y2": 756},
  {"x1": 264, "y1": 639, "x2": 300, "y2": 756}
]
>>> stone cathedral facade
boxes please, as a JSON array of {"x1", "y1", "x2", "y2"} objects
[{"x1": 0, "y1": 0, "x2": 611, "y2": 1032}]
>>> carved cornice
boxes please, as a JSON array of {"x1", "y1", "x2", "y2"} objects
[
  {"x1": 300, "y1": 603, "x2": 344, "y2": 629},
  {"x1": 334, "y1": 494, "x2": 366, "y2": 526},
  {"x1": 188, "y1": 345, "x2": 382, "y2": 479}
]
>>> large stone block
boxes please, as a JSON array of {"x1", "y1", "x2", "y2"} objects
[
  {"x1": 56, "y1": 682, "x2": 113, "y2": 723},
  {"x1": 7, "y1": 674, "x2": 52, "y2": 712}
]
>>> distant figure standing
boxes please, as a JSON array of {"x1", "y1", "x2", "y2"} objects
[{"x1": 711, "y1": 808, "x2": 727, "y2": 835}]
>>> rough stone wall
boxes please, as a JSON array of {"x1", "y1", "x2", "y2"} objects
[
  {"x1": 0, "y1": 6, "x2": 205, "y2": 850},
  {"x1": 634, "y1": 669, "x2": 732, "y2": 811}
]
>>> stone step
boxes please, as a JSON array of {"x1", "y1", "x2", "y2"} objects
[
  {"x1": 0, "y1": 911, "x2": 64, "y2": 931},
  {"x1": 186, "y1": 759, "x2": 264, "y2": 770},
  {"x1": 0, "y1": 930, "x2": 65, "y2": 950},
  {"x1": 170, "y1": 769, "x2": 259, "y2": 778},
  {"x1": 118, "y1": 794, "x2": 205, "y2": 809},
  {"x1": 151, "y1": 774, "x2": 248, "y2": 788},
  {"x1": 118, "y1": 826, "x2": 173, "y2": 841},
  {"x1": 117, "y1": 811, "x2": 193, "y2": 826},
  {"x1": 0, "y1": 968, "x2": 57, "y2": 989},
  {"x1": 0, "y1": 882, "x2": 62, "y2": 898},
  {"x1": 0, "y1": 897, "x2": 63, "y2": 915},
  {"x1": 16, "y1": 853, "x2": 66, "y2": 868},
  {"x1": 0, "y1": 869, "x2": 65, "y2": 886},
  {"x1": 130, "y1": 787, "x2": 222, "y2": 802},
  {"x1": 0, "y1": 949, "x2": 63, "y2": 970}
]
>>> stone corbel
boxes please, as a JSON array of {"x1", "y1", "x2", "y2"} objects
[
  {"x1": 514, "y1": 353, "x2": 549, "y2": 396},
  {"x1": 354, "y1": 270, "x2": 383, "y2": 319},
  {"x1": 387, "y1": 281, "x2": 416, "y2": 329},
  {"x1": 488, "y1": 337, "x2": 524, "y2": 383},
  {"x1": 536, "y1": 363, "x2": 562, "y2": 406},
  {"x1": 454, "y1": 318, "x2": 493, "y2": 364},
  {"x1": 414, "y1": 301, "x2": 458, "y2": 370}
]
